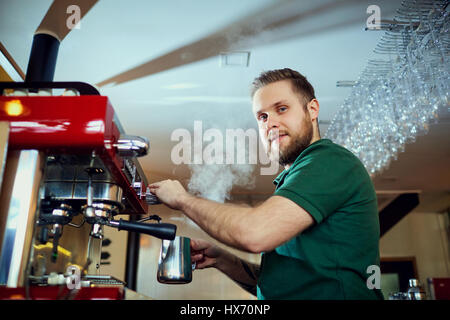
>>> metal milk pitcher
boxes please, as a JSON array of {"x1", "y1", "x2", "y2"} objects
[{"x1": 157, "y1": 236, "x2": 193, "y2": 284}]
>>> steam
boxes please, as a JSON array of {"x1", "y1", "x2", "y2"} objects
[
  {"x1": 188, "y1": 163, "x2": 255, "y2": 203},
  {"x1": 187, "y1": 122, "x2": 256, "y2": 203}
]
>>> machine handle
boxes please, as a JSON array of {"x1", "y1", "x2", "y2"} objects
[{"x1": 111, "y1": 219, "x2": 176, "y2": 240}]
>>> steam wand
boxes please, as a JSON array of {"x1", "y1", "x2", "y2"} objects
[
  {"x1": 84, "y1": 153, "x2": 105, "y2": 239},
  {"x1": 101, "y1": 186, "x2": 175, "y2": 240},
  {"x1": 105, "y1": 219, "x2": 176, "y2": 241}
]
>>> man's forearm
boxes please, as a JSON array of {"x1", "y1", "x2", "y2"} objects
[
  {"x1": 215, "y1": 248, "x2": 260, "y2": 296},
  {"x1": 179, "y1": 194, "x2": 253, "y2": 250}
]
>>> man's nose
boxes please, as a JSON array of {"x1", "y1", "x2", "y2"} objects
[{"x1": 266, "y1": 114, "x2": 280, "y2": 132}]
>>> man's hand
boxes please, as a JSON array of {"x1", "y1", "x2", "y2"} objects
[
  {"x1": 191, "y1": 238, "x2": 222, "y2": 269},
  {"x1": 148, "y1": 179, "x2": 190, "y2": 210},
  {"x1": 191, "y1": 238, "x2": 260, "y2": 296}
]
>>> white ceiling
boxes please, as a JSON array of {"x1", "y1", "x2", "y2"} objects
[{"x1": 0, "y1": 0, "x2": 448, "y2": 212}]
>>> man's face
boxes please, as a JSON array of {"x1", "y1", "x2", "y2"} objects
[{"x1": 252, "y1": 80, "x2": 314, "y2": 166}]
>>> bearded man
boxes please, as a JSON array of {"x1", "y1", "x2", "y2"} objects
[{"x1": 149, "y1": 68, "x2": 384, "y2": 300}]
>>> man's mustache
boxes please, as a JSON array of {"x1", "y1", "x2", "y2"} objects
[{"x1": 268, "y1": 129, "x2": 289, "y2": 143}]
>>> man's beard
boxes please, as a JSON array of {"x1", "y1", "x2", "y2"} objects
[{"x1": 268, "y1": 118, "x2": 313, "y2": 167}]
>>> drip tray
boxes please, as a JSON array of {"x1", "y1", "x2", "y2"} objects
[{"x1": 83, "y1": 275, "x2": 126, "y2": 286}]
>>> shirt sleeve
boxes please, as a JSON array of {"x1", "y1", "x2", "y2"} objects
[{"x1": 273, "y1": 149, "x2": 354, "y2": 224}]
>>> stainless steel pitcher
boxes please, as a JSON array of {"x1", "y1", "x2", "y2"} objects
[{"x1": 157, "y1": 236, "x2": 194, "y2": 284}]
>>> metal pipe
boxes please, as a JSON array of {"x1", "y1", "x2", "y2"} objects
[
  {"x1": 25, "y1": 33, "x2": 60, "y2": 82},
  {"x1": 124, "y1": 215, "x2": 141, "y2": 291}
]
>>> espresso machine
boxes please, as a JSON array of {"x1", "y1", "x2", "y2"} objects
[{"x1": 0, "y1": 33, "x2": 176, "y2": 300}]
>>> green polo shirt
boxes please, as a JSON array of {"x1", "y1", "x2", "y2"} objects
[{"x1": 257, "y1": 139, "x2": 383, "y2": 300}]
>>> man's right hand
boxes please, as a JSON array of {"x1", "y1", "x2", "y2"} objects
[{"x1": 190, "y1": 238, "x2": 222, "y2": 269}]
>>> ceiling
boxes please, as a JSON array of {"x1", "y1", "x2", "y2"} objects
[{"x1": 0, "y1": 0, "x2": 449, "y2": 213}]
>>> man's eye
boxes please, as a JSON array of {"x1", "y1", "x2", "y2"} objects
[
  {"x1": 278, "y1": 106, "x2": 287, "y2": 112},
  {"x1": 258, "y1": 114, "x2": 267, "y2": 121}
]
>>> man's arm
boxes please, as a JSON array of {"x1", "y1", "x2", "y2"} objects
[
  {"x1": 216, "y1": 249, "x2": 261, "y2": 296},
  {"x1": 149, "y1": 180, "x2": 315, "y2": 253},
  {"x1": 191, "y1": 239, "x2": 260, "y2": 296}
]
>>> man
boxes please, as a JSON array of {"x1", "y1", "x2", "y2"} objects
[{"x1": 149, "y1": 68, "x2": 383, "y2": 300}]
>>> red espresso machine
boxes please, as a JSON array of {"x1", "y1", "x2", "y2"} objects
[{"x1": 0, "y1": 82, "x2": 176, "y2": 299}]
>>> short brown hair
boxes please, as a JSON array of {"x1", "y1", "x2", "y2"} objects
[{"x1": 251, "y1": 68, "x2": 316, "y2": 107}]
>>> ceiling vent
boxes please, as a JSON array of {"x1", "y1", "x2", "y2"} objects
[{"x1": 220, "y1": 51, "x2": 250, "y2": 67}]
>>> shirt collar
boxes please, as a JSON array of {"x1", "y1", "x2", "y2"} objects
[{"x1": 272, "y1": 138, "x2": 331, "y2": 186}]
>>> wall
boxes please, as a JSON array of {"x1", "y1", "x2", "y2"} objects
[{"x1": 380, "y1": 210, "x2": 450, "y2": 294}]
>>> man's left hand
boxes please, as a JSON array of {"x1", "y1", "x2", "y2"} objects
[{"x1": 148, "y1": 179, "x2": 189, "y2": 210}]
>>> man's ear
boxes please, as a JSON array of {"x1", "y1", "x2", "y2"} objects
[{"x1": 308, "y1": 99, "x2": 320, "y2": 122}]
